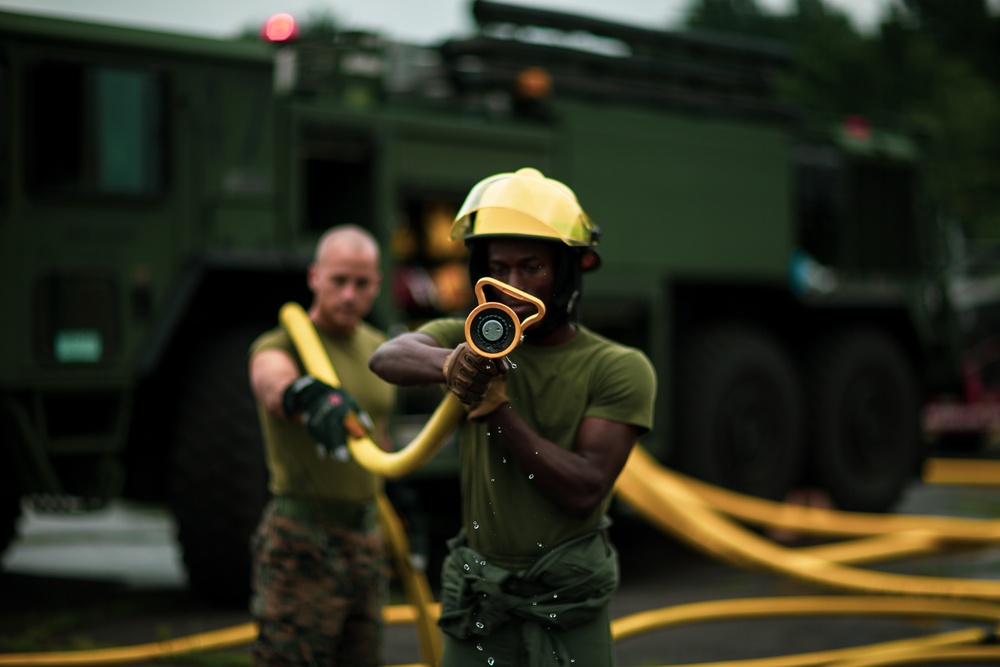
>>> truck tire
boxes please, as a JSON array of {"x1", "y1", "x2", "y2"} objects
[
  {"x1": 169, "y1": 326, "x2": 269, "y2": 607},
  {"x1": 806, "y1": 328, "x2": 920, "y2": 513},
  {"x1": 677, "y1": 325, "x2": 804, "y2": 500}
]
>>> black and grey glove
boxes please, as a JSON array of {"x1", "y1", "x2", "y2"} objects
[{"x1": 282, "y1": 376, "x2": 373, "y2": 461}]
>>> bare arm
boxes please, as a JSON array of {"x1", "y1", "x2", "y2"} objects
[
  {"x1": 368, "y1": 332, "x2": 451, "y2": 386},
  {"x1": 484, "y1": 406, "x2": 639, "y2": 518},
  {"x1": 250, "y1": 348, "x2": 301, "y2": 420}
]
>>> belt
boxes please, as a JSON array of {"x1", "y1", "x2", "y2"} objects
[{"x1": 272, "y1": 496, "x2": 377, "y2": 530}]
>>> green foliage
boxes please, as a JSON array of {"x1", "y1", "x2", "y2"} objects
[{"x1": 680, "y1": 0, "x2": 1000, "y2": 240}]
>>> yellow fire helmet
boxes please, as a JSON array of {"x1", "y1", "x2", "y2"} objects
[{"x1": 451, "y1": 167, "x2": 601, "y2": 255}]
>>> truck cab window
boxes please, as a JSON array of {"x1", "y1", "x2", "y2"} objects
[
  {"x1": 796, "y1": 147, "x2": 843, "y2": 267},
  {"x1": 25, "y1": 61, "x2": 165, "y2": 196},
  {"x1": 300, "y1": 129, "x2": 372, "y2": 231}
]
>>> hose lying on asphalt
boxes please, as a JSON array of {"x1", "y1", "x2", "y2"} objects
[
  {"x1": 826, "y1": 645, "x2": 1000, "y2": 666},
  {"x1": 922, "y1": 457, "x2": 1000, "y2": 486},
  {"x1": 610, "y1": 596, "x2": 1000, "y2": 666},
  {"x1": 6, "y1": 444, "x2": 999, "y2": 667},
  {"x1": 614, "y1": 445, "x2": 1000, "y2": 600},
  {"x1": 3, "y1": 596, "x2": 998, "y2": 667},
  {"x1": 674, "y1": 467, "x2": 1000, "y2": 544},
  {"x1": 5, "y1": 304, "x2": 1000, "y2": 665}
]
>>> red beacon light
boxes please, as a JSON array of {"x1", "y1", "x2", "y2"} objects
[
  {"x1": 261, "y1": 13, "x2": 299, "y2": 43},
  {"x1": 843, "y1": 114, "x2": 872, "y2": 141}
]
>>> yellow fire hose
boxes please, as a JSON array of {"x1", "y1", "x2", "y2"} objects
[
  {"x1": 610, "y1": 596, "x2": 1000, "y2": 666},
  {"x1": 828, "y1": 645, "x2": 1000, "y2": 666},
  {"x1": 279, "y1": 302, "x2": 448, "y2": 664},
  {"x1": 923, "y1": 457, "x2": 1000, "y2": 486},
  {"x1": 3, "y1": 597, "x2": 998, "y2": 667},
  {"x1": 5, "y1": 300, "x2": 1000, "y2": 666},
  {"x1": 615, "y1": 445, "x2": 1000, "y2": 600},
  {"x1": 278, "y1": 302, "x2": 466, "y2": 479},
  {"x1": 0, "y1": 604, "x2": 427, "y2": 667},
  {"x1": 376, "y1": 493, "x2": 443, "y2": 666},
  {"x1": 828, "y1": 646, "x2": 1000, "y2": 666},
  {"x1": 673, "y1": 469, "x2": 1000, "y2": 544}
]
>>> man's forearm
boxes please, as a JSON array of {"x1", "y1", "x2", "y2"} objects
[
  {"x1": 484, "y1": 406, "x2": 607, "y2": 518},
  {"x1": 369, "y1": 335, "x2": 451, "y2": 386}
]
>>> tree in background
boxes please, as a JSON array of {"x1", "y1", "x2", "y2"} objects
[
  {"x1": 891, "y1": 0, "x2": 1000, "y2": 240},
  {"x1": 683, "y1": 0, "x2": 1000, "y2": 241}
]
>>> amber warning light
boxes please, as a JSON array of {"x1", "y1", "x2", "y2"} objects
[{"x1": 262, "y1": 13, "x2": 299, "y2": 42}]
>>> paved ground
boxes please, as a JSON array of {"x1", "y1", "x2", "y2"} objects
[{"x1": 2, "y1": 478, "x2": 1000, "y2": 666}]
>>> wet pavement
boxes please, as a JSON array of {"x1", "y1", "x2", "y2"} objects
[{"x1": 1, "y1": 477, "x2": 999, "y2": 666}]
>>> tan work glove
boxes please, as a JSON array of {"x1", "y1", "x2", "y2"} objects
[
  {"x1": 468, "y1": 375, "x2": 509, "y2": 420},
  {"x1": 442, "y1": 343, "x2": 508, "y2": 410}
]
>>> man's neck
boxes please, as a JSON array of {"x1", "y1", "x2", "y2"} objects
[
  {"x1": 526, "y1": 322, "x2": 576, "y2": 347},
  {"x1": 309, "y1": 308, "x2": 356, "y2": 338}
]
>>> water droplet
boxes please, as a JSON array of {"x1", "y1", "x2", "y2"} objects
[
  {"x1": 476, "y1": 621, "x2": 485, "y2": 629},
  {"x1": 472, "y1": 520, "x2": 480, "y2": 530},
  {"x1": 553, "y1": 593, "x2": 559, "y2": 599},
  {"x1": 501, "y1": 457, "x2": 507, "y2": 464},
  {"x1": 464, "y1": 563, "x2": 470, "y2": 571},
  {"x1": 510, "y1": 362, "x2": 517, "y2": 369},
  {"x1": 487, "y1": 658, "x2": 495, "y2": 666},
  {"x1": 537, "y1": 542, "x2": 545, "y2": 548},
  {"x1": 477, "y1": 643, "x2": 483, "y2": 652},
  {"x1": 528, "y1": 473, "x2": 534, "y2": 479},
  {"x1": 549, "y1": 613, "x2": 557, "y2": 618},
  {"x1": 490, "y1": 478, "x2": 495, "y2": 482}
]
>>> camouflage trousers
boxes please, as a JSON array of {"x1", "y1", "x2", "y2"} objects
[{"x1": 251, "y1": 497, "x2": 387, "y2": 667}]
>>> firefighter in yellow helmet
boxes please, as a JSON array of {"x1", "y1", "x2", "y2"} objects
[
  {"x1": 370, "y1": 168, "x2": 656, "y2": 667},
  {"x1": 453, "y1": 167, "x2": 601, "y2": 340}
]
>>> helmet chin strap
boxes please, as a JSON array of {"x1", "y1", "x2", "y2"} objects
[
  {"x1": 523, "y1": 287, "x2": 578, "y2": 341},
  {"x1": 566, "y1": 288, "x2": 580, "y2": 316}
]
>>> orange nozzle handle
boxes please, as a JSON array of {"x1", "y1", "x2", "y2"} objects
[{"x1": 473, "y1": 277, "x2": 546, "y2": 330}]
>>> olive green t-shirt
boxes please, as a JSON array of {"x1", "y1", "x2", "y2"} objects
[
  {"x1": 250, "y1": 321, "x2": 396, "y2": 502},
  {"x1": 419, "y1": 318, "x2": 656, "y2": 569}
]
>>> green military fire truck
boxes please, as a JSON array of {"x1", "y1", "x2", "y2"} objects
[{"x1": 1, "y1": 0, "x2": 994, "y2": 603}]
